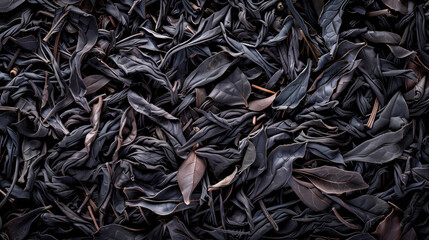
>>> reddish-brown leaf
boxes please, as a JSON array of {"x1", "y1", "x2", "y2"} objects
[
  {"x1": 248, "y1": 94, "x2": 276, "y2": 111},
  {"x1": 177, "y1": 150, "x2": 207, "y2": 205}
]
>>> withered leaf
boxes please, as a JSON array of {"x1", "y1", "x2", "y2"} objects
[
  {"x1": 344, "y1": 123, "x2": 413, "y2": 164},
  {"x1": 272, "y1": 59, "x2": 312, "y2": 110},
  {"x1": 251, "y1": 142, "x2": 307, "y2": 200},
  {"x1": 177, "y1": 150, "x2": 207, "y2": 205},
  {"x1": 248, "y1": 93, "x2": 276, "y2": 111},
  {"x1": 372, "y1": 208, "x2": 402, "y2": 240},
  {"x1": 294, "y1": 166, "x2": 369, "y2": 194},
  {"x1": 84, "y1": 95, "x2": 103, "y2": 152},
  {"x1": 182, "y1": 52, "x2": 233, "y2": 94},
  {"x1": 208, "y1": 166, "x2": 238, "y2": 191},
  {"x1": 209, "y1": 68, "x2": 251, "y2": 107},
  {"x1": 289, "y1": 176, "x2": 332, "y2": 212}
]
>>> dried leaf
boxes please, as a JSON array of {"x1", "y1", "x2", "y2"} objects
[
  {"x1": 272, "y1": 59, "x2": 312, "y2": 110},
  {"x1": 294, "y1": 166, "x2": 369, "y2": 194},
  {"x1": 177, "y1": 150, "x2": 207, "y2": 205}
]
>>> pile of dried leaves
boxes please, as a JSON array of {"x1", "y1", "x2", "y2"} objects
[{"x1": 0, "y1": 0, "x2": 428, "y2": 239}]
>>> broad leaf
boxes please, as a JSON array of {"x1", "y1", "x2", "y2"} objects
[
  {"x1": 177, "y1": 150, "x2": 207, "y2": 205},
  {"x1": 182, "y1": 52, "x2": 233, "y2": 94},
  {"x1": 209, "y1": 68, "x2": 251, "y2": 106},
  {"x1": 251, "y1": 142, "x2": 307, "y2": 200},
  {"x1": 289, "y1": 176, "x2": 332, "y2": 211},
  {"x1": 294, "y1": 166, "x2": 369, "y2": 194},
  {"x1": 344, "y1": 123, "x2": 413, "y2": 164},
  {"x1": 248, "y1": 94, "x2": 276, "y2": 111},
  {"x1": 347, "y1": 195, "x2": 391, "y2": 222},
  {"x1": 272, "y1": 59, "x2": 312, "y2": 110},
  {"x1": 319, "y1": 0, "x2": 348, "y2": 54}
]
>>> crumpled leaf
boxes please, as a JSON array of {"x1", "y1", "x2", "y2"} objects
[
  {"x1": 68, "y1": 6, "x2": 99, "y2": 112},
  {"x1": 3, "y1": 206, "x2": 52, "y2": 240},
  {"x1": 127, "y1": 89, "x2": 185, "y2": 148},
  {"x1": 85, "y1": 95, "x2": 103, "y2": 152}
]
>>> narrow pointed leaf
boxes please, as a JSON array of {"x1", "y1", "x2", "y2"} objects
[{"x1": 272, "y1": 59, "x2": 312, "y2": 110}]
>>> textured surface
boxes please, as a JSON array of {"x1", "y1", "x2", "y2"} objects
[{"x1": 0, "y1": 0, "x2": 428, "y2": 239}]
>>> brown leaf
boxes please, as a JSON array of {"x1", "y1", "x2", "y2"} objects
[
  {"x1": 177, "y1": 150, "x2": 207, "y2": 205},
  {"x1": 372, "y1": 208, "x2": 402, "y2": 240},
  {"x1": 332, "y1": 207, "x2": 359, "y2": 229},
  {"x1": 85, "y1": 95, "x2": 103, "y2": 152},
  {"x1": 83, "y1": 74, "x2": 111, "y2": 95},
  {"x1": 195, "y1": 88, "x2": 207, "y2": 108},
  {"x1": 208, "y1": 166, "x2": 238, "y2": 191},
  {"x1": 113, "y1": 107, "x2": 137, "y2": 161},
  {"x1": 294, "y1": 166, "x2": 369, "y2": 194},
  {"x1": 248, "y1": 94, "x2": 276, "y2": 111},
  {"x1": 381, "y1": 0, "x2": 408, "y2": 15},
  {"x1": 289, "y1": 176, "x2": 332, "y2": 211}
]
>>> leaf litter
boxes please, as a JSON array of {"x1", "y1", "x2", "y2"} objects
[{"x1": 0, "y1": 0, "x2": 428, "y2": 239}]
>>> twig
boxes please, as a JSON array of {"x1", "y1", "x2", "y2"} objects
[
  {"x1": 88, "y1": 205, "x2": 100, "y2": 230},
  {"x1": 258, "y1": 199, "x2": 279, "y2": 231},
  {"x1": 251, "y1": 84, "x2": 276, "y2": 94},
  {"x1": 366, "y1": 98, "x2": 379, "y2": 129}
]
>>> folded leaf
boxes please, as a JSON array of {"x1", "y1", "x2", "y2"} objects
[
  {"x1": 272, "y1": 59, "x2": 312, "y2": 110},
  {"x1": 381, "y1": 0, "x2": 408, "y2": 14},
  {"x1": 251, "y1": 142, "x2": 307, "y2": 200},
  {"x1": 208, "y1": 166, "x2": 238, "y2": 191}
]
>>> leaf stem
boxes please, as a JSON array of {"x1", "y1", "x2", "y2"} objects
[{"x1": 251, "y1": 84, "x2": 276, "y2": 94}]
